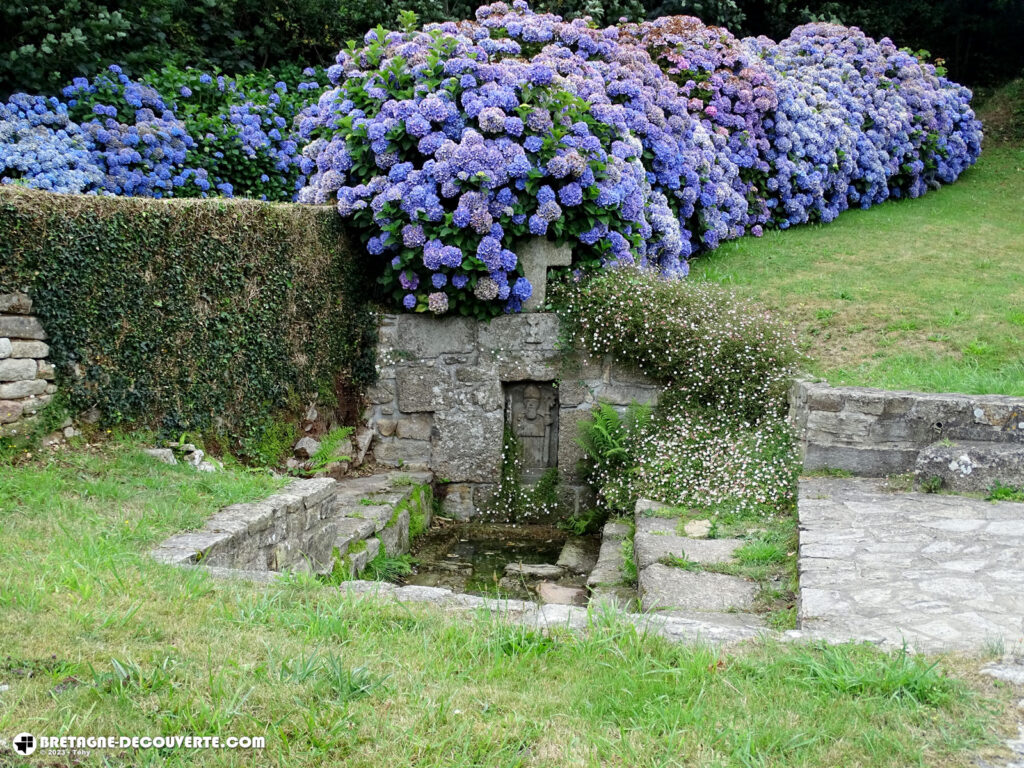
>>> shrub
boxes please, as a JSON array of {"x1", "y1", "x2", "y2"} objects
[
  {"x1": 556, "y1": 267, "x2": 800, "y2": 516},
  {"x1": 555, "y1": 267, "x2": 799, "y2": 421},
  {"x1": 1, "y1": 3, "x2": 983, "y2": 319},
  {"x1": 0, "y1": 188, "x2": 376, "y2": 458}
]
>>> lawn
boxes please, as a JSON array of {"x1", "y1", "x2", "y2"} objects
[
  {"x1": 1, "y1": 438, "x2": 1019, "y2": 767},
  {"x1": 689, "y1": 146, "x2": 1024, "y2": 396}
]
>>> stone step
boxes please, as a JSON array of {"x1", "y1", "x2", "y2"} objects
[
  {"x1": 633, "y1": 515, "x2": 744, "y2": 570},
  {"x1": 915, "y1": 440, "x2": 1024, "y2": 494},
  {"x1": 638, "y1": 564, "x2": 758, "y2": 615},
  {"x1": 586, "y1": 521, "x2": 631, "y2": 589},
  {"x1": 556, "y1": 535, "x2": 600, "y2": 575}
]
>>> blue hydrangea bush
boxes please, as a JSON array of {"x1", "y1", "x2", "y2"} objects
[{"x1": 0, "y1": 2, "x2": 982, "y2": 317}]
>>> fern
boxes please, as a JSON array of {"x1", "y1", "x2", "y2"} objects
[{"x1": 308, "y1": 426, "x2": 354, "y2": 473}]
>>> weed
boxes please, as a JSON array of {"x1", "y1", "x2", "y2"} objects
[{"x1": 986, "y1": 481, "x2": 1024, "y2": 502}]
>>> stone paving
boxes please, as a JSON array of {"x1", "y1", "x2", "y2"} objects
[{"x1": 798, "y1": 476, "x2": 1024, "y2": 653}]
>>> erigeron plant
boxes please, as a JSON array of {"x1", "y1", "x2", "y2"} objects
[{"x1": 557, "y1": 267, "x2": 801, "y2": 516}]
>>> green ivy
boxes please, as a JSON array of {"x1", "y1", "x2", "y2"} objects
[{"x1": 0, "y1": 188, "x2": 377, "y2": 460}]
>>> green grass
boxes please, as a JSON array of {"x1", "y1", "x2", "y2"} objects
[
  {"x1": 690, "y1": 147, "x2": 1024, "y2": 395},
  {"x1": 0, "y1": 442, "x2": 1016, "y2": 767}
]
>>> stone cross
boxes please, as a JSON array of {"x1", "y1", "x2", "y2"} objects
[{"x1": 518, "y1": 239, "x2": 573, "y2": 312}]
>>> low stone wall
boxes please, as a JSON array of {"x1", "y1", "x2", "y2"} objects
[
  {"x1": 365, "y1": 312, "x2": 661, "y2": 521},
  {"x1": 789, "y1": 380, "x2": 1024, "y2": 476},
  {"x1": 0, "y1": 293, "x2": 56, "y2": 438},
  {"x1": 151, "y1": 472, "x2": 433, "y2": 576}
]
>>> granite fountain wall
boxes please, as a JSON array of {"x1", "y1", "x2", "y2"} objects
[{"x1": 364, "y1": 312, "x2": 661, "y2": 521}]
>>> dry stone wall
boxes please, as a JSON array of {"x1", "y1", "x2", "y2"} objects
[
  {"x1": 0, "y1": 293, "x2": 56, "y2": 438},
  {"x1": 789, "y1": 380, "x2": 1024, "y2": 477},
  {"x1": 365, "y1": 313, "x2": 661, "y2": 521}
]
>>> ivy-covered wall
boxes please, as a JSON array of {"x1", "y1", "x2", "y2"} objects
[{"x1": 0, "y1": 188, "x2": 376, "y2": 459}]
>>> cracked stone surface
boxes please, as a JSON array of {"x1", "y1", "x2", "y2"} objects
[
  {"x1": 639, "y1": 564, "x2": 759, "y2": 615},
  {"x1": 799, "y1": 477, "x2": 1024, "y2": 653}
]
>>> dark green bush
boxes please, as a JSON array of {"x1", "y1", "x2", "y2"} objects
[{"x1": 0, "y1": 188, "x2": 376, "y2": 461}]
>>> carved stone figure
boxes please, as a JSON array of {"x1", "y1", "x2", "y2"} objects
[{"x1": 506, "y1": 382, "x2": 559, "y2": 482}]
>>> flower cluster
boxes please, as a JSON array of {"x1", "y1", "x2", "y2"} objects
[
  {"x1": 559, "y1": 268, "x2": 801, "y2": 517},
  {"x1": 749, "y1": 24, "x2": 983, "y2": 226},
  {"x1": 0, "y1": 94, "x2": 105, "y2": 193},
  {"x1": 0, "y1": 65, "x2": 325, "y2": 200},
  {"x1": 0, "y1": 3, "x2": 982, "y2": 316},
  {"x1": 300, "y1": 3, "x2": 980, "y2": 315}
]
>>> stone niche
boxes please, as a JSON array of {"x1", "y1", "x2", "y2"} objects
[{"x1": 364, "y1": 312, "x2": 661, "y2": 521}]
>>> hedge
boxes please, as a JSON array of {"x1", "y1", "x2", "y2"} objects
[{"x1": 0, "y1": 188, "x2": 376, "y2": 460}]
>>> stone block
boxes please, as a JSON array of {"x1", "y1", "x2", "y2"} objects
[
  {"x1": 505, "y1": 562, "x2": 564, "y2": 578},
  {"x1": 372, "y1": 437, "x2": 432, "y2": 469},
  {"x1": 392, "y1": 314, "x2": 476, "y2": 358},
  {"x1": 159, "y1": 531, "x2": 233, "y2": 561},
  {"x1": 375, "y1": 418, "x2": 397, "y2": 437},
  {"x1": 592, "y1": 382, "x2": 660, "y2": 406},
  {"x1": 266, "y1": 492, "x2": 306, "y2": 517},
  {"x1": 284, "y1": 477, "x2": 336, "y2": 508},
  {"x1": 0, "y1": 400, "x2": 24, "y2": 424},
  {"x1": 441, "y1": 483, "x2": 476, "y2": 520},
  {"x1": 10, "y1": 341, "x2": 48, "y2": 358},
  {"x1": 347, "y1": 537, "x2": 381, "y2": 576},
  {"x1": 496, "y1": 352, "x2": 561, "y2": 383},
  {"x1": 380, "y1": 507, "x2": 410, "y2": 557},
  {"x1": 0, "y1": 338, "x2": 11, "y2": 359},
  {"x1": 802, "y1": 443, "x2": 918, "y2": 476},
  {"x1": 454, "y1": 378, "x2": 503, "y2": 411},
  {"x1": 556, "y1": 378, "x2": 590, "y2": 408},
  {"x1": 556, "y1": 536, "x2": 600, "y2": 575},
  {"x1": 0, "y1": 378, "x2": 46, "y2": 399},
  {"x1": 293, "y1": 436, "x2": 320, "y2": 459},
  {"x1": 478, "y1": 312, "x2": 560, "y2": 351},
  {"x1": 143, "y1": 448, "x2": 177, "y2": 465},
  {"x1": 639, "y1": 564, "x2": 757, "y2": 613},
  {"x1": 335, "y1": 517, "x2": 377, "y2": 546},
  {"x1": 0, "y1": 294, "x2": 31, "y2": 314},
  {"x1": 36, "y1": 360, "x2": 55, "y2": 380},
  {"x1": 804, "y1": 386, "x2": 846, "y2": 413},
  {"x1": 0, "y1": 315, "x2": 45, "y2": 340},
  {"x1": 396, "y1": 364, "x2": 450, "y2": 412},
  {"x1": 609, "y1": 361, "x2": 655, "y2": 386},
  {"x1": 587, "y1": 521, "x2": 631, "y2": 588},
  {"x1": 556, "y1": 408, "x2": 591, "y2": 482},
  {"x1": 395, "y1": 413, "x2": 433, "y2": 441},
  {"x1": 633, "y1": 530, "x2": 742, "y2": 570},
  {"x1": 432, "y1": 407, "x2": 503, "y2": 483},
  {"x1": 0, "y1": 358, "x2": 37, "y2": 382},
  {"x1": 19, "y1": 394, "x2": 50, "y2": 414},
  {"x1": 915, "y1": 441, "x2": 1024, "y2": 493},
  {"x1": 366, "y1": 380, "x2": 396, "y2": 404}
]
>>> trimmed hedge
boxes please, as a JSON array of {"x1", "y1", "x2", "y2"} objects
[{"x1": 0, "y1": 188, "x2": 376, "y2": 459}]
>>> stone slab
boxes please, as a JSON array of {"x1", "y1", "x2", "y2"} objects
[
  {"x1": 0, "y1": 378, "x2": 47, "y2": 399},
  {"x1": 0, "y1": 358, "x2": 37, "y2": 382},
  {"x1": 536, "y1": 581, "x2": 588, "y2": 606},
  {"x1": 556, "y1": 536, "x2": 600, "y2": 575},
  {"x1": 0, "y1": 315, "x2": 45, "y2": 340},
  {"x1": 634, "y1": 529, "x2": 743, "y2": 570},
  {"x1": 0, "y1": 294, "x2": 32, "y2": 314},
  {"x1": 504, "y1": 562, "x2": 564, "y2": 578},
  {"x1": 798, "y1": 476, "x2": 1024, "y2": 653},
  {"x1": 639, "y1": 564, "x2": 757, "y2": 613},
  {"x1": 396, "y1": 364, "x2": 450, "y2": 412},
  {"x1": 9, "y1": 340, "x2": 48, "y2": 358},
  {"x1": 587, "y1": 521, "x2": 631, "y2": 588},
  {"x1": 915, "y1": 440, "x2": 1024, "y2": 493}
]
